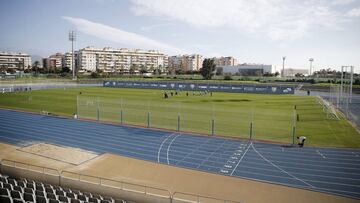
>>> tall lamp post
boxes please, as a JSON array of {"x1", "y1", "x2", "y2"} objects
[
  {"x1": 69, "y1": 31, "x2": 76, "y2": 80},
  {"x1": 282, "y1": 56, "x2": 286, "y2": 77},
  {"x1": 309, "y1": 58, "x2": 314, "y2": 76}
]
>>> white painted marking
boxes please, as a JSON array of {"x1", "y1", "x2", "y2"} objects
[
  {"x1": 317, "y1": 150, "x2": 326, "y2": 159},
  {"x1": 230, "y1": 143, "x2": 252, "y2": 175},
  {"x1": 231, "y1": 156, "x2": 238, "y2": 160},
  {"x1": 167, "y1": 133, "x2": 181, "y2": 165},
  {"x1": 224, "y1": 165, "x2": 232, "y2": 168},
  {"x1": 251, "y1": 143, "x2": 315, "y2": 188},
  {"x1": 220, "y1": 169, "x2": 229, "y2": 173},
  {"x1": 157, "y1": 133, "x2": 176, "y2": 163}
]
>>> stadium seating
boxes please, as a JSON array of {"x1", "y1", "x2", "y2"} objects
[{"x1": 0, "y1": 173, "x2": 127, "y2": 203}]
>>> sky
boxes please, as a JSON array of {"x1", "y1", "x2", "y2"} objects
[{"x1": 0, "y1": 0, "x2": 360, "y2": 72}]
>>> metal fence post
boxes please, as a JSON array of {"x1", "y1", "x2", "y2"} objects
[
  {"x1": 211, "y1": 119, "x2": 214, "y2": 136},
  {"x1": 293, "y1": 108, "x2": 296, "y2": 145},
  {"x1": 147, "y1": 112, "x2": 150, "y2": 128},
  {"x1": 211, "y1": 103, "x2": 214, "y2": 136},
  {"x1": 120, "y1": 98, "x2": 123, "y2": 124},
  {"x1": 177, "y1": 113, "x2": 180, "y2": 132},
  {"x1": 97, "y1": 98, "x2": 100, "y2": 121},
  {"x1": 250, "y1": 122, "x2": 253, "y2": 140},
  {"x1": 76, "y1": 95, "x2": 79, "y2": 118},
  {"x1": 292, "y1": 126, "x2": 296, "y2": 145},
  {"x1": 120, "y1": 110, "x2": 123, "y2": 124}
]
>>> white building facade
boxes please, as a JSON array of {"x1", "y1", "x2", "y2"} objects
[
  {"x1": 219, "y1": 64, "x2": 272, "y2": 76},
  {"x1": 168, "y1": 54, "x2": 203, "y2": 72},
  {"x1": 78, "y1": 47, "x2": 168, "y2": 73},
  {"x1": 0, "y1": 52, "x2": 32, "y2": 69},
  {"x1": 282, "y1": 68, "x2": 309, "y2": 77}
]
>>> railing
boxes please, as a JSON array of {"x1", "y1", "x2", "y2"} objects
[
  {"x1": 0, "y1": 159, "x2": 242, "y2": 203},
  {"x1": 0, "y1": 159, "x2": 60, "y2": 176},
  {"x1": 61, "y1": 170, "x2": 171, "y2": 199},
  {"x1": 172, "y1": 191, "x2": 241, "y2": 203}
]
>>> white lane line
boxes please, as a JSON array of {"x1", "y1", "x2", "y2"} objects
[
  {"x1": 317, "y1": 150, "x2": 326, "y2": 159},
  {"x1": 197, "y1": 139, "x2": 228, "y2": 169},
  {"x1": 353, "y1": 152, "x2": 359, "y2": 157},
  {"x1": 157, "y1": 132, "x2": 176, "y2": 163},
  {"x1": 166, "y1": 133, "x2": 181, "y2": 165},
  {"x1": 230, "y1": 142, "x2": 252, "y2": 175},
  {"x1": 251, "y1": 143, "x2": 315, "y2": 188}
]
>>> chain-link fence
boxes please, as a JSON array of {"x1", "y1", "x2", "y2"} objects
[{"x1": 77, "y1": 95, "x2": 315, "y2": 144}]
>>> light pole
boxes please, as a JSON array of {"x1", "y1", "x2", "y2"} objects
[
  {"x1": 282, "y1": 56, "x2": 286, "y2": 77},
  {"x1": 69, "y1": 31, "x2": 76, "y2": 80},
  {"x1": 309, "y1": 58, "x2": 314, "y2": 76}
]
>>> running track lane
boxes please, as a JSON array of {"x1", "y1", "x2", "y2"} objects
[{"x1": 0, "y1": 109, "x2": 359, "y2": 199}]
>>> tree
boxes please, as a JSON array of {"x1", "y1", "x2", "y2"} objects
[
  {"x1": 200, "y1": 58, "x2": 216, "y2": 80},
  {"x1": 295, "y1": 73, "x2": 304, "y2": 78},
  {"x1": 139, "y1": 65, "x2": 147, "y2": 75},
  {"x1": 0, "y1": 65, "x2": 7, "y2": 74},
  {"x1": 90, "y1": 72, "x2": 99, "y2": 78},
  {"x1": 31, "y1": 61, "x2": 41, "y2": 74},
  {"x1": 129, "y1": 64, "x2": 137, "y2": 75},
  {"x1": 61, "y1": 67, "x2": 71, "y2": 73},
  {"x1": 216, "y1": 67, "x2": 223, "y2": 75}
]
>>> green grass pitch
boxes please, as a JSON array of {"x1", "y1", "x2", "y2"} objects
[{"x1": 0, "y1": 86, "x2": 359, "y2": 147}]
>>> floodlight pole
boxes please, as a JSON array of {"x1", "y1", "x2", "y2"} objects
[
  {"x1": 282, "y1": 56, "x2": 286, "y2": 78},
  {"x1": 340, "y1": 66, "x2": 344, "y2": 106},
  {"x1": 69, "y1": 31, "x2": 76, "y2": 80},
  {"x1": 309, "y1": 58, "x2": 314, "y2": 76},
  {"x1": 350, "y1": 66, "x2": 354, "y2": 103}
]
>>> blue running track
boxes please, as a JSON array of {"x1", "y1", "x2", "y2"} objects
[{"x1": 0, "y1": 109, "x2": 359, "y2": 199}]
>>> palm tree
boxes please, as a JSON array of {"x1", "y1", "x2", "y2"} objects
[{"x1": 32, "y1": 61, "x2": 40, "y2": 74}]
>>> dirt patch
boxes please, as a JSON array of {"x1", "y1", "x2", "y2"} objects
[
  {"x1": 67, "y1": 153, "x2": 359, "y2": 203},
  {"x1": 19, "y1": 143, "x2": 98, "y2": 165}
]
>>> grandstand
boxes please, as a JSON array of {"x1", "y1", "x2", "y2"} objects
[{"x1": 0, "y1": 173, "x2": 123, "y2": 203}]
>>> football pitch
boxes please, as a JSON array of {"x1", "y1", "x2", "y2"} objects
[{"x1": 0, "y1": 86, "x2": 359, "y2": 147}]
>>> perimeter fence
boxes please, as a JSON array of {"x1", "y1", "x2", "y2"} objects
[{"x1": 76, "y1": 94, "x2": 330, "y2": 144}]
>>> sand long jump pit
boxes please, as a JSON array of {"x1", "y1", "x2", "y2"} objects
[{"x1": 18, "y1": 143, "x2": 99, "y2": 165}]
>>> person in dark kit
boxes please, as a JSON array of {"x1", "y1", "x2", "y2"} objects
[
  {"x1": 210, "y1": 91, "x2": 213, "y2": 97},
  {"x1": 307, "y1": 90, "x2": 310, "y2": 96},
  {"x1": 175, "y1": 91, "x2": 178, "y2": 95},
  {"x1": 79, "y1": 92, "x2": 82, "y2": 95},
  {"x1": 297, "y1": 136, "x2": 306, "y2": 147},
  {"x1": 170, "y1": 92, "x2": 174, "y2": 96},
  {"x1": 186, "y1": 92, "x2": 189, "y2": 96},
  {"x1": 164, "y1": 92, "x2": 168, "y2": 99}
]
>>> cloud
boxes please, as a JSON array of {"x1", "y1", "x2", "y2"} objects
[
  {"x1": 331, "y1": 0, "x2": 355, "y2": 6},
  {"x1": 347, "y1": 8, "x2": 360, "y2": 17},
  {"x1": 130, "y1": 0, "x2": 355, "y2": 41},
  {"x1": 62, "y1": 16, "x2": 185, "y2": 54},
  {"x1": 140, "y1": 22, "x2": 173, "y2": 31}
]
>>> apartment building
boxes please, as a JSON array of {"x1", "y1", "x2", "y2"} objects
[
  {"x1": 213, "y1": 56, "x2": 237, "y2": 66},
  {"x1": 0, "y1": 52, "x2": 32, "y2": 70},
  {"x1": 43, "y1": 53, "x2": 63, "y2": 70},
  {"x1": 168, "y1": 54, "x2": 203, "y2": 72},
  {"x1": 63, "y1": 52, "x2": 78, "y2": 70},
  {"x1": 77, "y1": 47, "x2": 168, "y2": 73}
]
